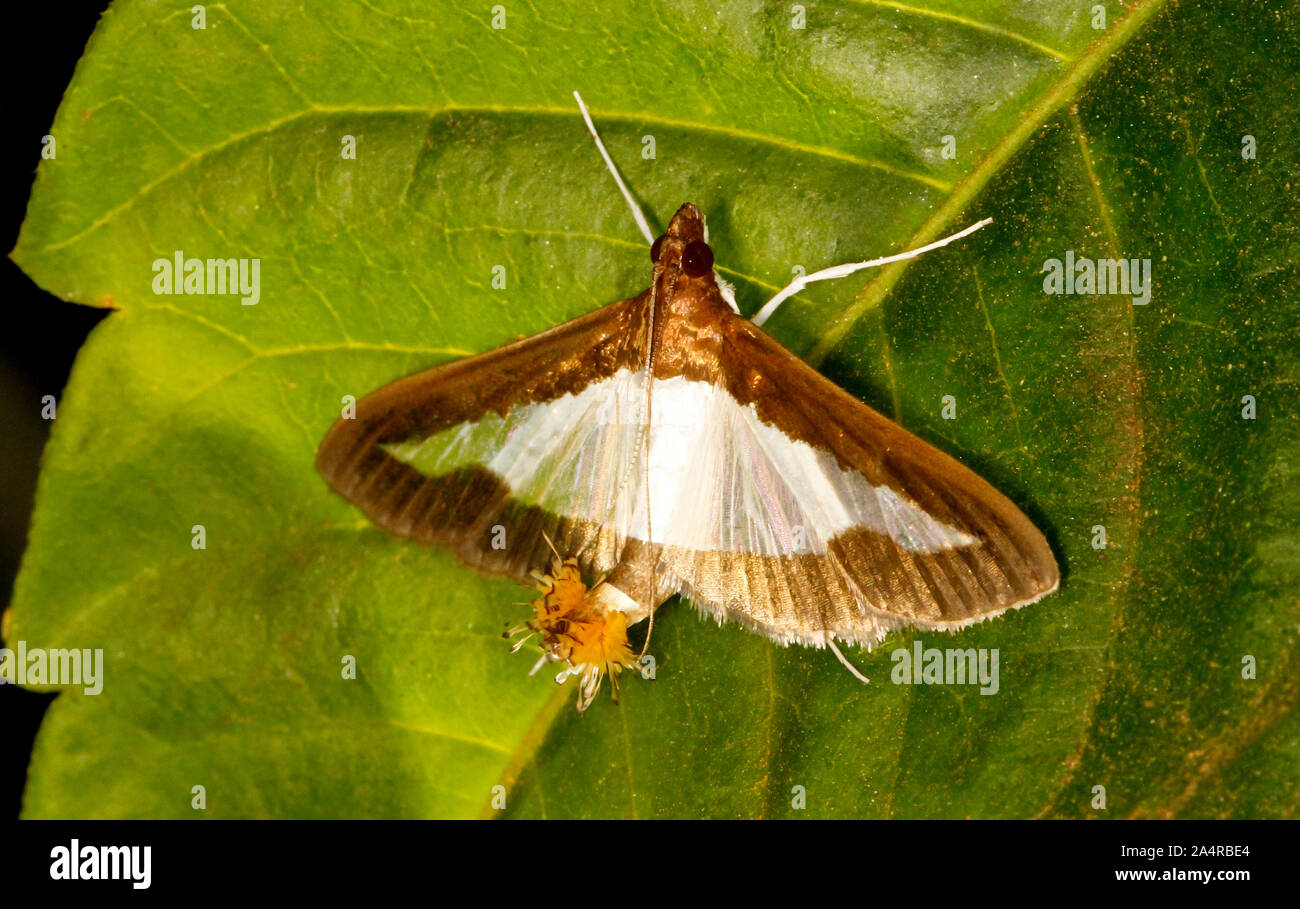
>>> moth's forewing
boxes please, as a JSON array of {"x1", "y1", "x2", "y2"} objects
[{"x1": 316, "y1": 294, "x2": 652, "y2": 584}]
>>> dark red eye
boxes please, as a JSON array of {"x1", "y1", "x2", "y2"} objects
[
  {"x1": 682, "y1": 240, "x2": 713, "y2": 277},
  {"x1": 650, "y1": 234, "x2": 666, "y2": 262}
]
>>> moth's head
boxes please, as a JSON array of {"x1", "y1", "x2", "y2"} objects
[{"x1": 651, "y1": 202, "x2": 714, "y2": 280}]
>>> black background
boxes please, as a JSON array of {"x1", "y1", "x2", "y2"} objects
[{"x1": 2, "y1": 2, "x2": 108, "y2": 821}]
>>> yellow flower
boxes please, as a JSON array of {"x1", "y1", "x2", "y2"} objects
[{"x1": 512, "y1": 557, "x2": 638, "y2": 711}]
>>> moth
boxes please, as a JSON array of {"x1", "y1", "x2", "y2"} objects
[{"x1": 316, "y1": 94, "x2": 1059, "y2": 710}]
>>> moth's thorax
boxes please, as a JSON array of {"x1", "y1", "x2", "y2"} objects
[{"x1": 652, "y1": 280, "x2": 730, "y2": 382}]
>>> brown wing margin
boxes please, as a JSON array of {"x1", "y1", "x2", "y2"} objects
[
  {"x1": 697, "y1": 313, "x2": 1059, "y2": 644},
  {"x1": 315, "y1": 293, "x2": 651, "y2": 583}
]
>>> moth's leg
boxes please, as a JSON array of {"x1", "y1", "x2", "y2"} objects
[{"x1": 586, "y1": 539, "x2": 678, "y2": 626}]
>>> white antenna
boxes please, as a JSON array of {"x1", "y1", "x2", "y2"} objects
[
  {"x1": 573, "y1": 90, "x2": 656, "y2": 246},
  {"x1": 826, "y1": 636, "x2": 870, "y2": 684},
  {"x1": 752, "y1": 217, "x2": 994, "y2": 327}
]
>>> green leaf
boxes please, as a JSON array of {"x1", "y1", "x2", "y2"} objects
[{"x1": 9, "y1": 0, "x2": 1298, "y2": 818}]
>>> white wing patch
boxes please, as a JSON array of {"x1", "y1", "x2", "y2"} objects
[
  {"x1": 384, "y1": 371, "x2": 977, "y2": 555},
  {"x1": 383, "y1": 368, "x2": 649, "y2": 542}
]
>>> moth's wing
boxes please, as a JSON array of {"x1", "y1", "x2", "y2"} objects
[
  {"x1": 316, "y1": 293, "x2": 652, "y2": 584},
  {"x1": 655, "y1": 313, "x2": 1059, "y2": 648}
]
